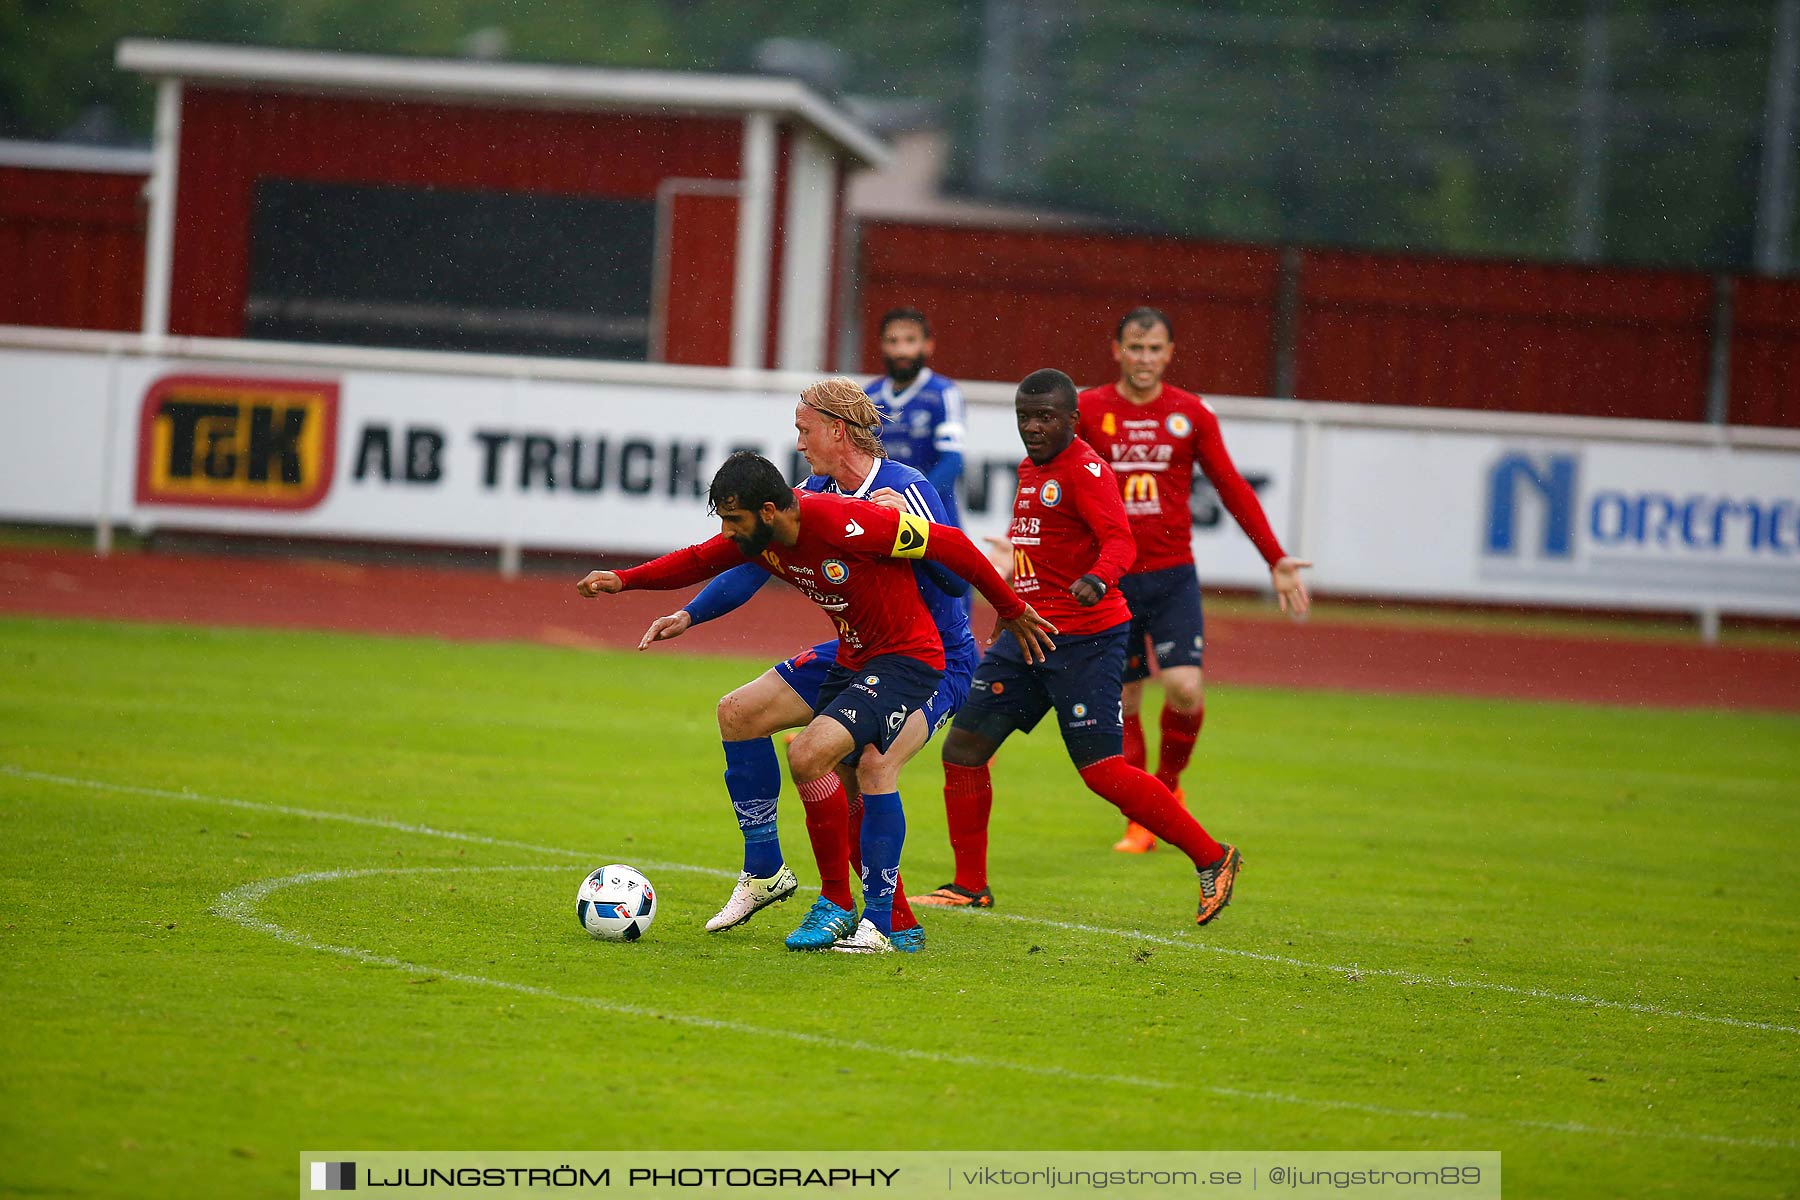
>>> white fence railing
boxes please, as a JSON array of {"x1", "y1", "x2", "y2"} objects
[{"x1": 3, "y1": 325, "x2": 1798, "y2": 626}]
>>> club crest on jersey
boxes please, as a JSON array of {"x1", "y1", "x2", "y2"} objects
[
  {"x1": 822, "y1": 559, "x2": 849, "y2": 584},
  {"x1": 1166, "y1": 413, "x2": 1192, "y2": 437},
  {"x1": 1040, "y1": 480, "x2": 1063, "y2": 507},
  {"x1": 1072, "y1": 703, "x2": 1088, "y2": 718},
  {"x1": 863, "y1": 675, "x2": 880, "y2": 686}
]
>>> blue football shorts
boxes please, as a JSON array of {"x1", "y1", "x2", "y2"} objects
[
  {"x1": 1118, "y1": 564, "x2": 1206, "y2": 683},
  {"x1": 950, "y1": 621, "x2": 1130, "y2": 767}
]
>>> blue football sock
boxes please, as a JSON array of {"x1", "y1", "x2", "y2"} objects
[
  {"x1": 857, "y1": 790, "x2": 905, "y2": 936},
  {"x1": 722, "y1": 738, "x2": 783, "y2": 877}
]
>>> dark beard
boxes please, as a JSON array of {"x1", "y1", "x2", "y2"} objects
[
  {"x1": 883, "y1": 355, "x2": 927, "y2": 387},
  {"x1": 729, "y1": 517, "x2": 776, "y2": 557}
]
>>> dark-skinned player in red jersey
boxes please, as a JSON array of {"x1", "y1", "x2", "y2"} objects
[
  {"x1": 911, "y1": 369, "x2": 1244, "y2": 926},
  {"x1": 1079, "y1": 307, "x2": 1312, "y2": 853},
  {"x1": 577, "y1": 451, "x2": 1056, "y2": 953}
]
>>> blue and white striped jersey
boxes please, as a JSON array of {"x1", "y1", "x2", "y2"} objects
[{"x1": 864, "y1": 368, "x2": 966, "y2": 527}]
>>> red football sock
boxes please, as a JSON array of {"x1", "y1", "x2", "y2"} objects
[
  {"x1": 1122, "y1": 712, "x2": 1146, "y2": 772},
  {"x1": 797, "y1": 773, "x2": 854, "y2": 911},
  {"x1": 1078, "y1": 756, "x2": 1223, "y2": 868},
  {"x1": 1155, "y1": 703, "x2": 1204, "y2": 793},
  {"x1": 889, "y1": 873, "x2": 918, "y2": 932},
  {"x1": 943, "y1": 762, "x2": 994, "y2": 893},
  {"x1": 846, "y1": 787, "x2": 864, "y2": 875}
]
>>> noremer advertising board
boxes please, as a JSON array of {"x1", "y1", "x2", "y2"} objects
[{"x1": 1, "y1": 343, "x2": 1796, "y2": 616}]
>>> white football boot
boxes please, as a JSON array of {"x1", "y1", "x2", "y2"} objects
[
  {"x1": 829, "y1": 917, "x2": 896, "y2": 953},
  {"x1": 703, "y1": 864, "x2": 799, "y2": 932}
]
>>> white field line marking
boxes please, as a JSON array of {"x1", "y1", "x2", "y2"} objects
[
  {"x1": 969, "y1": 912, "x2": 1800, "y2": 1038},
  {"x1": 214, "y1": 865, "x2": 1174, "y2": 1094},
  {"x1": 220, "y1": 865, "x2": 1799, "y2": 1152},
  {"x1": 0, "y1": 764, "x2": 732, "y2": 879},
  {"x1": 10, "y1": 764, "x2": 1796, "y2": 1039}
]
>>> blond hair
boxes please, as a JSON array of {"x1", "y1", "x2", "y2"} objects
[{"x1": 800, "y1": 377, "x2": 888, "y2": 459}]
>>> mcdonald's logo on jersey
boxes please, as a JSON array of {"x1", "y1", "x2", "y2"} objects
[
  {"x1": 1013, "y1": 548, "x2": 1037, "y2": 579},
  {"x1": 1123, "y1": 473, "x2": 1160, "y2": 505},
  {"x1": 136, "y1": 375, "x2": 338, "y2": 510}
]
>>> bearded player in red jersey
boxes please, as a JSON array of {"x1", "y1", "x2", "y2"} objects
[
  {"x1": 1079, "y1": 307, "x2": 1312, "y2": 853},
  {"x1": 912, "y1": 369, "x2": 1244, "y2": 925},
  {"x1": 578, "y1": 451, "x2": 1054, "y2": 952}
]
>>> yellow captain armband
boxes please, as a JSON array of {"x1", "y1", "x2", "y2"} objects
[{"x1": 890, "y1": 511, "x2": 931, "y2": 558}]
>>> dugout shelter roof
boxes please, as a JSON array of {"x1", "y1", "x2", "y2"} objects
[{"x1": 116, "y1": 39, "x2": 889, "y2": 168}]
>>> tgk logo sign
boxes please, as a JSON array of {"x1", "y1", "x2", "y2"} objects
[{"x1": 136, "y1": 375, "x2": 339, "y2": 509}]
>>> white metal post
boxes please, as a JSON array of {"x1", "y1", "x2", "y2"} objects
[
  {"x1": 141, "y1": 78, "x2": 182, "y2": 342},
  {"x1": 777, "y1": 128, "x2": 834, "y2": 372},
  {"x1": 730, "y1": 112, "x2": 776, "y2": 371}
]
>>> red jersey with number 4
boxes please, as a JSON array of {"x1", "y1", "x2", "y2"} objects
[
  {"x1": 615, "y1": 490, "x2": 1024, "y2": 671},
  {"x1": 1077, "y1": 382, "x2": 1286, "y2": 574},
  {"x1": 1009, "y1": 437, "x2": 1135, "y2": 636}
]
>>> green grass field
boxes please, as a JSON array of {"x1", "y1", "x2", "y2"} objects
[{"x1": 2, "y1": 616, "x2": 1796, "y2": 1198}]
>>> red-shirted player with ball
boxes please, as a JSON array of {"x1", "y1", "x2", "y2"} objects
[{"x1": 1079, "y1": 308, "x2": 1312, "y2": 853}]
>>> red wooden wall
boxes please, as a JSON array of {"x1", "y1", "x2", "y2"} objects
[
  {"x1": 857, "y1": 221, "x2": 1799, "y2": 428},
  {"x1": 0, "y1": 165, "x2": 145, "y2": 330},
  {"x1": 661, "y1": 191, "x2": 737, "y2": 367},
  {"x1": 1730, "y1": 278, "x2": 1800, "y2": 428},
  {"x1": 1294, "y1": 251, "x2": 1713, "y2": 421},
  {"x1": 167, "y1": 87, "x2": 743, "y2": 365},
  {"x1": 857, "y1": 220, "x2": 1278, "y2": 394}
]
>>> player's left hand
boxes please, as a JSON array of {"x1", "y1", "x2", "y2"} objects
[
  {"x1": 576, "y1": 570, "x2": 623, "y2": 597},
  {"x1": 999, "y1": 604, "x2": 1058, "y2": 664},
  {"x1": 1271, "y1": 556, "x2": 1313, "y2": 620},
  {"x1": 1069, "y1": 573, "x2": 1108, "y2": 607},
  {"x1": 983, "y1": 536, "x2": 1016, "y2": 581},
  {"x1": 867, "y1": 487, "x2": 908, "y2": 511},
  {"x1": 638, "y1": 609, "x2": 692, "y2": 650}
]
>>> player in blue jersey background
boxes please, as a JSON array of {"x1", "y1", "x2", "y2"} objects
[{"x1": 865, "y1": 307, "x2": 966, "y2": 528}]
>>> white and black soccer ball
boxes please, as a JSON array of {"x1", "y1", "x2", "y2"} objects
[{"x1": 576, "y1": 865, "x2": 657, "y2": 942}]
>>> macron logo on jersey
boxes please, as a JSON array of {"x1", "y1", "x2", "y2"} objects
[
  {"x1": 844, "y1": 520, "x2": 865, "y2": 537},
  {"x1": 1085, "y1": 462, "x2": 1103, "y2": 476}
]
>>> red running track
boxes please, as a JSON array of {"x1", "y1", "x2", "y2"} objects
[{"x1": 2, "y1": 546, "x2": 1796, "y2": 713}]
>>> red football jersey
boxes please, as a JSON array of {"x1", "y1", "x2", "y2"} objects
[
  {"x1": 1009, "y1": 437, "x2": 1136, "y2": 636},
  {"x1": 1077, "y1": 382, "x2": 1286, "y2": 574},
  {"x1": 616, "y1": 490, "x2": 1023, "y2": 671}
]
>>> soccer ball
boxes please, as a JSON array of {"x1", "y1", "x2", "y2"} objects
[{"x1": 576, "y1": 865, "x2": 657, "y2": 942}]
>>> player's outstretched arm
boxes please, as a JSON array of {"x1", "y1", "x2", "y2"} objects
[
  {"x1": 868, "y1": 483, "x2": 971, "y2": 599},
  {"x1": 1271, "y1": 555, "x2": 1313, "y2": 619},
  {"x1": 576, "y1": 570, "x2": 623, "y2": 596},
  {"x1": 604, "y1": 536, "x2": 744, "y2": 593},
  {"x1": 683, "y1": 562, "x2": 771, "y2": 626},
  {"x1": 637, "y1": 609, "x2": 692, "y2": 650}
]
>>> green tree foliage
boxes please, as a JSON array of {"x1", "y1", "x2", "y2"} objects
[{"x1": 1, "y1": 0, "x2": 1788, "y2": 271}]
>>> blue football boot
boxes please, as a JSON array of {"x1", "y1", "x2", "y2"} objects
[{"x1": 785, "y1": 895, "x2": 858, "y2": 951}]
